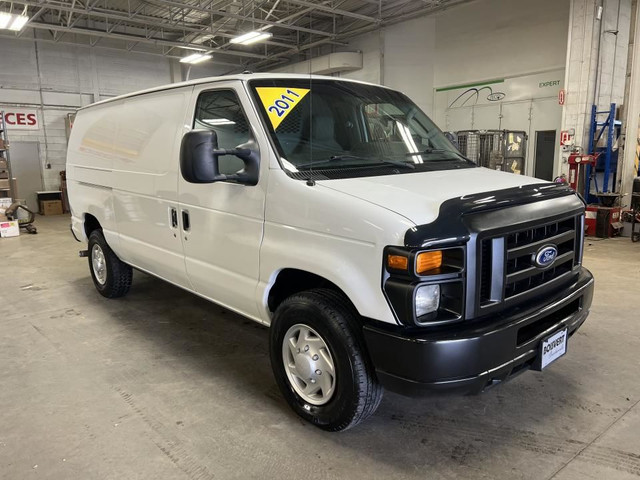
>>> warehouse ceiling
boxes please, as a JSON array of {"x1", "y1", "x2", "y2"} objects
[{"x1": 0, "y1": 0, "x2": 472, "y2": 70}]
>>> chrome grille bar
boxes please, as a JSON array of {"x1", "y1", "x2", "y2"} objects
[{"x1": 478, "y1": 215, "x2": 580, "y2": 308}]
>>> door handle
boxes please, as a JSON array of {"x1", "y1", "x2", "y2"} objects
[
  {"x1": 170, "y1": 207, "x2": 178, "y2": 228},
  {"x1": 181, "y1": 210, "x2": 190, "y2": 231}
]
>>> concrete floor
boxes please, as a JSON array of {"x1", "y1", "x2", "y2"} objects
[{"x1": 1, "y1": 215, "x2": 639, "y2": 480}]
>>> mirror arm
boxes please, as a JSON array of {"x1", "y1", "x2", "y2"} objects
[
  {"x1": 212, "y1": 148, "x2": 251, "y2": 158},
  {"x1": 210, "y1": 172, "x2": 249, "y2": 182}
]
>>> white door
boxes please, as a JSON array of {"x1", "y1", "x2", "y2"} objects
[
  {"x1": 530, "y1": 98, "x2": 562, "y2": 178},
  {"x1": 110, "y1": 88, "x2": 192, "y2": 289},
  {"x1": 8, "y1": 142, "x2": 42, "y2": 211},
  {"x1": 178, "y1": 83, "x2": 267, "y2": 319}
]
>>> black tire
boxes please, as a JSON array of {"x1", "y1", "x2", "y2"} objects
[
  {"x1": 269, "y1": 289, "x2": 383, "y2": 431},
  {"x1": 87, "y1": 230, "x2": 132, "y2": 298}
]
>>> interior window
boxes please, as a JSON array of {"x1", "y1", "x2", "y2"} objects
[{"x1": 194, "y1": 90, "x2": 251, "y2": 175}]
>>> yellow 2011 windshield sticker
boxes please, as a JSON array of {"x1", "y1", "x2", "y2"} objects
[{"x1": 256, "y1": 87, "x2": 310, "y2": 130}]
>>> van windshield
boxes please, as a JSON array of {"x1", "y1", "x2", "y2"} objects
[{"x1": 248, "y1": 79, "x2": 474, "y2": 178}]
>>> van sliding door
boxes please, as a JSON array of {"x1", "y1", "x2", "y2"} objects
[{"x1": 110, "y1": 88, "x2": 192, "y2": 288}]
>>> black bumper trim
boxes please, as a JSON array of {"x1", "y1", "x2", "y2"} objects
[{"x1": 363, "y1": 267, "x2": 594, "y2": 396}]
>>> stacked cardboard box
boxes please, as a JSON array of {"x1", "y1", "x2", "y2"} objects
[{"x1": 40, "y1": 200, "x2": 63, "y2": 215}]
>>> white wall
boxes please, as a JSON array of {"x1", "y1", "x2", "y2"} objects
[
  {"x1": 384, "y1": 17, "x2": 436, "y2": 114},
  {"x1": 0, "y1": 34, "x2": 176, "y2": 191},
  {"x1": 338, "y1": 0, "x2": 569, "y2": 110},
  {"x1": 339, "y1": 33, "x2": 381, "y2": 85},
  {"x1": 434, "y1": 0, "x2": 570, "y2": 87},
  {"x1": 338, "y1": 17, "x2": 436, "y2": 113}
]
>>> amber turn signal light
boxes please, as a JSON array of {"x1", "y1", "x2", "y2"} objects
[
  {"x1": 387, "y1": 254, "x2": 408, "y2": 270},
  {"x1": 416, "y1": 251, "x2": 442, "y2": 274}
]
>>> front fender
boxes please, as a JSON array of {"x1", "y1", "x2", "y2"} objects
[{"x1": 257, "y1": 221, "x2": 396, "y2": 325}]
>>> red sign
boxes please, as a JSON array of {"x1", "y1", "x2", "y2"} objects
[
  {"x1": 558, "y1": 89, "x2": 566, "y2": 105},
  {"x1": 560, "y1": 130, "x2": 571, "y2": 145},
  {"x1": 2, "y1": 109, "x2": 39, "y2": 130}
]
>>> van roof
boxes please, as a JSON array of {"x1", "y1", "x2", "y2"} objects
[{"x1": 79, "y1": 73, "x2": 385, "y2": 110}]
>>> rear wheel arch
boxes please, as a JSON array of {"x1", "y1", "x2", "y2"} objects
[{"x1": 84, "y1": 213, "x2": 102, "y2": 238}]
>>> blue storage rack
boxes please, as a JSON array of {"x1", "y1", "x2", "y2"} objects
[{"x1": 586, "y1": 103, "x2": 621, "y2": 203}]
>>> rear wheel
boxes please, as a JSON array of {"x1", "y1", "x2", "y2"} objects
[
  {"x1": 269, "y1": 289, "x2": 382, "y2": 431},
  {"x1": 88, "y1": 230, "x2": 132, "y2": 298}
]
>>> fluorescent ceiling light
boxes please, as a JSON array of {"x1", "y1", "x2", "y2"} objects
[
  {"x1": 180, "y1": 53, "x2": 212, "y2": 64},
  {"x1": 190, "y1": 54, "x2": 212, "y2": 64},
  {"x1": 9, "y1": 14, "x2": 29, "y2": 31},
  {"x1": 0, "y1": 12, "x2": 14, "y2": 29},
  {"x1": 241, "y1": 32, "x2": 272, "y2": 45},
  {"x1": 180, "y1": 53, "x2": 204, "y2": 63},
  {"x1": 230, "y1": 31, "x2": 272, "y2": 45}
]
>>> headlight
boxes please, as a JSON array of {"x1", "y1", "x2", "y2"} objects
[
  {"x1": 415, "y1": 284, "x2": 440, "y2": 317},
  {"x1": 383, "y1": 245, "x2": 465, "y2": 326}
]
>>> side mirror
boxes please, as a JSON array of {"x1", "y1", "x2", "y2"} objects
[{"x1": 180, "y1": 130, "x2": 259, "y2": 185}]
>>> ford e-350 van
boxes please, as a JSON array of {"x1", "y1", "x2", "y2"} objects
[{"x1": 67, "y1": 73, "x2": 594, "y2": 431}]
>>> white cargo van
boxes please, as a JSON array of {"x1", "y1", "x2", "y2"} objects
[{"x1": 67, "y1": 73, "x2": 594, "y2": 431}]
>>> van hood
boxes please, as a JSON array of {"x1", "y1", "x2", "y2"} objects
[{"x1": 317, "y1": 167, "x2": 548, "y2": 225}]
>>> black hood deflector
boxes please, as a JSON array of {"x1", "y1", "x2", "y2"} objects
[{"x1": 404, "y1": 183, "x2": 581, "y2": 248}]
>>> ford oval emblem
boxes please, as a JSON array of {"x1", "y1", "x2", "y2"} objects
[{"x1": 534, "y1": 245, "x2": 558, "y2": 268}]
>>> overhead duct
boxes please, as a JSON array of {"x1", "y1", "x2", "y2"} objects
[{"x1": 270, "y1": 52, "x2": 363, "y2": 75}]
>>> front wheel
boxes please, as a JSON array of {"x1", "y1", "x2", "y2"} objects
[
  {"x1": 269, "y1": 289, "x2": 382, "y2": 431},
  {"x1": 88, "y1": 230, "x2": 132, "y2": 298}
]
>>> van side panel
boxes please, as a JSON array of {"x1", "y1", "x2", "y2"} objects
[
  {"x1": 67, "y1": 101, "x2": 120, "y2": 248},
  {"x1": 111, "y1": 87, "x2": 192, "y2": 288},
  {"x1": 258, "y1": 170, "x2": 412, "y2": 325}
]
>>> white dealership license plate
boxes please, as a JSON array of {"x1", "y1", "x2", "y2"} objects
[{"x1": 540, "y1": 328, "x2": 568, "y2": 369}]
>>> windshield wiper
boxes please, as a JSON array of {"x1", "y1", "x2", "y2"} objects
[
  {"x1": 330, "y1": 155, "x2": 415, "y2": 169},
  {"x1": 404, "y1": 149, "x2": 473, "y2": 164},
  {"x1": 296, "y1": 154, "x2": 369, "y2": 169},
  {"x1": 404, "y1": 148, "x2": 448, "y2": 155},
  {"x1": 297, "y1": 155, "x2": 415, "y2": 170}
]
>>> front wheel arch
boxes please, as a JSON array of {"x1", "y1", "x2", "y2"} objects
[{"x1": 266, "y1": 268, "x2": 359, "y2": 316}]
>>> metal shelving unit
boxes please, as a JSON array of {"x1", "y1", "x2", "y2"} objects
[
  {"x1": 586, "y1": 103, "x2": 621, "y2": 204},
  {"x1": 0, "y1": 111, "x2": 15, "y2": 201},
  {"x1": 454, "y1": 129, "x2": 527, "y2": 175}
]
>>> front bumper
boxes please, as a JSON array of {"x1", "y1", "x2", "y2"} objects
[{"x1": 363, "y1": 267, "x2": 594, "y2": 395}]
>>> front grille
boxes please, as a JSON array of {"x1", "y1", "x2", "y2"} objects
[{"x1": 478, "y1": 215, "x2": 580, "y2": 308}]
